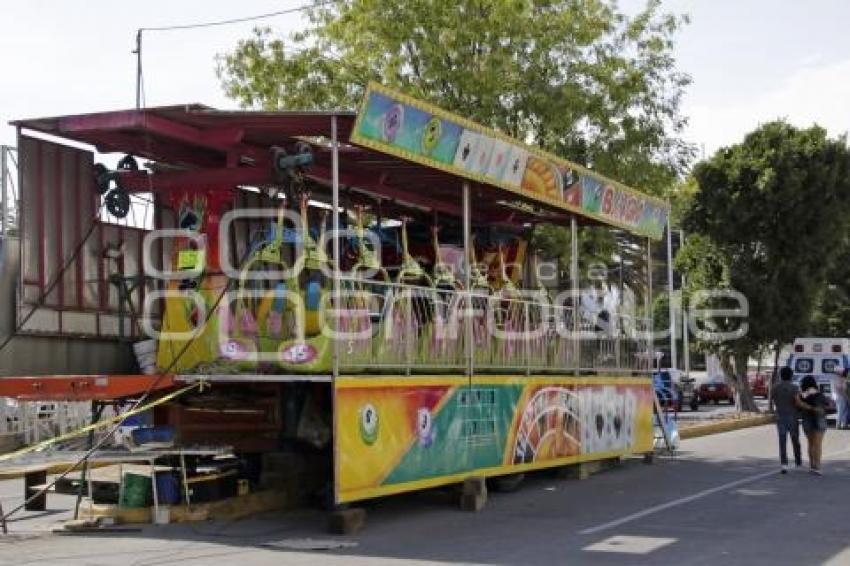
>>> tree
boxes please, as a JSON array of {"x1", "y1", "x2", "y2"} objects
[
  {"x1": 218, "y1": 0, "x2": 693, "y2": 194},
  {"x1": 218, "y1": 0, "x2": 694, "y2": 375},
  {"x1": 679, "y1": 122, "x2": 850, "y2": 411},
  {"x1": 810, "y1": 233, "x2": 850, "y2": 336}
]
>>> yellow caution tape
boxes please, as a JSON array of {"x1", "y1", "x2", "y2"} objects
[{"x1": 0, "y1": 382, "x2": 205, "y2": 464}]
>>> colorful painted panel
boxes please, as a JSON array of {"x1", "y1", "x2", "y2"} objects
[
  {"x1": 334, "y1": 376, "x2": 654, "y2": 503},
  {"x1": 350, "y1": 83, "x2": 669, "y2": 240}
]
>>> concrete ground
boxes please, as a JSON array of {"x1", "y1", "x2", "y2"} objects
[{"x1": 0, "y1": 424, "x2": 848, "y2": 565}]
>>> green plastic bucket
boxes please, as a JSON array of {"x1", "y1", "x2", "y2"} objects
[{"x1": 120, "y1": 472, "x2": 151, "y2": 508}]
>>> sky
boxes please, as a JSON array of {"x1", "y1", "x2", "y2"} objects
[{"x1": 1, "y1": 0, "x2": 849, "y2": 158}]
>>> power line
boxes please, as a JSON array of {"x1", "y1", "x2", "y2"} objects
[
  {"x1": 134, "y1": 0, "x2": 337, "y2": 109},
  {"x1": 139, "y1": 0, "x2": 335, "y2": 32}
]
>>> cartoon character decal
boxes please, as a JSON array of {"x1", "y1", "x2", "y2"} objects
[
  {"x1": 421, "y1": 117, "x2": 442, "y2": 155},
  {"x1": 579, "y1": 386, "x2": 636, "y2": 454},
  {"x1": 359, "y1": 403, "x2": 379, "y2": 445},
  {"x1": 383, "y1": 104, "x2": 404, "y2": 143},
  {"x1": 417, "y1": 407, "x2": 434, "y2": 447}
]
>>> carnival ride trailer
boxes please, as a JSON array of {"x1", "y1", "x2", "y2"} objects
[{"x1": 5, "y1": 83, "x2": 668, "y2": 504}]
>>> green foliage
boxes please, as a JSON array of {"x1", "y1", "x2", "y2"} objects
[
  {"x1": 217, "y1": 0, "x2": 693, "y2": 195},
  {"x1": 682, "y1": 122, "x2": 850, "y2": 346},
  {"x1": 810, "y1": 233, "x2": 850, "y2": 336},
  {"x1": 666, "y1": 175, "x2": 698, "y2": 227},
  {"x1": 675, "y1": 233, "x2": 730, "y2": 293},
  {"x1": 677, "y1": 121, "x2": 850, "y2": 410}
]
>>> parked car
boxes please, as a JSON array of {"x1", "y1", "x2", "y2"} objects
[
  {"x1": 653, "y1": 369, "x2": 699, "y2": 412},
  {"x1": 748, "y1": 371, "x2": 768, "y2": 398},
  {"x1": 699, "y1": 378, "x2": 734, "y2": 404}
]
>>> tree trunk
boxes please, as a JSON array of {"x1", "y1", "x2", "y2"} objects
[
  {"x1": 769, "y1": 342, "x2": 782, "y2": 413},
  {"x1": 733, "y1": 351, "x2": 759, "y2": 412},
  {"x1": 720, "y1": 354, "x2": 738, "y2": 406}
]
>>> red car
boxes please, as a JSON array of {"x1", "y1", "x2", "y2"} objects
[
  {"x1": 748, "y1": 371, "x2": 768, "y2": 398},
  {"x1": 699, "y1": 379, "x2": 734, "y2": 404}
]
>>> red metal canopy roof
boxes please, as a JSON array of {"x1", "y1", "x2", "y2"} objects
[{"x1": 12, "y1": 105, "x2": 571, "y2": 225}]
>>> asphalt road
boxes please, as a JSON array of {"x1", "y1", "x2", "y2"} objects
[{"x1": 0, "y1": 424, "x2": 848, "y2": 565}]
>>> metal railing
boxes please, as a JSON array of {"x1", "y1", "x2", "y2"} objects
[
  {"x1": 0, "y1": 401, "x2": 95, "y2": 446},
  {"x1": 331, "y1": 277, "x2": 652, "y2": 375}
]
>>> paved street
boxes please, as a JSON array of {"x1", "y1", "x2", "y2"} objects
[{"x1": 0, "y1": 424, "x2": 848, "y2": 565}]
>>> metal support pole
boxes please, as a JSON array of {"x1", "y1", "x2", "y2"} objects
[
  {"x1": 117, "y1": 280, "x2": 126, "y2": 341},
  {"x1": 1, "y1": 147, "x2": 7, "y2": 237},
  {"x1": 134, "y1": 30, "x2": 143, "y2": 109},
  {"x1": 646, "y1": 238, "x2": 654, "y2": 372},
  {"x1": 570, "y1": 216, "x2": 580, "y2": 375},
  {"x1": 180, "y1": 453, "x2": 191, "y2": 510},
  {"x1": 331, "y1": 115, "x2": 340, "y2": 380},
  {"x1": 524, "y1": 301, "x2": 531, "y2": 376},
  {"x1": 462, "y1": 182, "x2": 473, "y2": 377},
  {"x1": 615, "y1": 256, "x2": 622, "y2": 373},
  {"x1": 150, "y1": 458, "x2": 159, "y2": 520},
  {"x1": 666, "y1": 218, "x2": 676, "y2": 370},
  {"x1": 681, "y1": 230, "x2": 690, "y2": 376}
]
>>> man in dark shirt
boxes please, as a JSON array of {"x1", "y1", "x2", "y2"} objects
[{"x1": 774, "y1": 366, "x2": 802, "y2": 473}]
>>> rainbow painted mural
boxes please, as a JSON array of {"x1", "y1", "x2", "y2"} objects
[
  {"x1": 334, "y1": 376, "x2": 654, "y2": 503},
  {"x1": 350, "y1": 82, "x2": 669, "y2": 240}
]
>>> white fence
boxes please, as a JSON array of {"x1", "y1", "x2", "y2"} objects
[{"x1": 0, "y1": 401, "x2": 94, "y2": 445}]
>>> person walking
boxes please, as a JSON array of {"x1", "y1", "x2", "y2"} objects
[
  {"x1": 773, "y1": 367, "x2": 802, "y2": 473},
  {"x1": 798, "y1": 374, "x2": 829, "y2": 475}
]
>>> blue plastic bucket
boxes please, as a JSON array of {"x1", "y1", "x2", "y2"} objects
[{"x1": 154, "y1": 471, "x2": 180, "y2": 505}]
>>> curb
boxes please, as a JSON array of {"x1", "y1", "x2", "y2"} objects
[{"x1": 679, "y1": 414, "x2": 775, "y2": 440}]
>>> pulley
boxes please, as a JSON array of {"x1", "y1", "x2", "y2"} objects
[{"x1": 105, "y1": 188, "x2": 130, "y2": 219}]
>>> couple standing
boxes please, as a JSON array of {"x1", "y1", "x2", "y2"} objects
[{"x1": 774, "y1": 367, "x2": 829, "y2": 475}]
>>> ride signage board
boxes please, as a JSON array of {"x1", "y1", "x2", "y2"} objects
[
  {"x1": 350, "y1": 82, "x2": 669, "y2": 239},
  {"x1": 334, "y1": 376, "x2": 655, "y2": 503}
]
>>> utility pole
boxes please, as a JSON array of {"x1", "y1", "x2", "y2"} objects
[
  {"x1": 666, "y1": 216, "x2": 676, "y2": 370},
  {"x1": 134, "y1": 30, "x2": 143, "y2": 109},
  {"x1": 681, "y1": 230, "x2": 690, "y2": 376},
  {"x1": 1, "y1": 147, "x2": 6, "y2": 236}
]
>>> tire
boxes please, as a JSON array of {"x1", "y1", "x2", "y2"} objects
[{"x1": 690, "y1": 400, "x2": 699, "y2": 412}]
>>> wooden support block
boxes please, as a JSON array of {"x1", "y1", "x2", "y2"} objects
[
  {"x1": 62, "y1": 519, "x2": 99, "y2": 532},
  {"x1": 24, "y1": 470, "x2": 47, "y2": 511},
  {"x1": 460, "y1": 477, "x2": 487, "y2": 511},
  {"x1": 328, "y1": 507, "x2": 366, "y2": 535},
  {"x1": 460, "y1": 492, "x2": 487, "y2": 512},
  {"x1": 461, "y1": 476, "x2": 486, "y2": 496}
]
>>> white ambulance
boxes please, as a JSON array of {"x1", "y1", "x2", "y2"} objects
[{"x1": 784, "y1": 337, "x2": 848, "y2": 413}]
